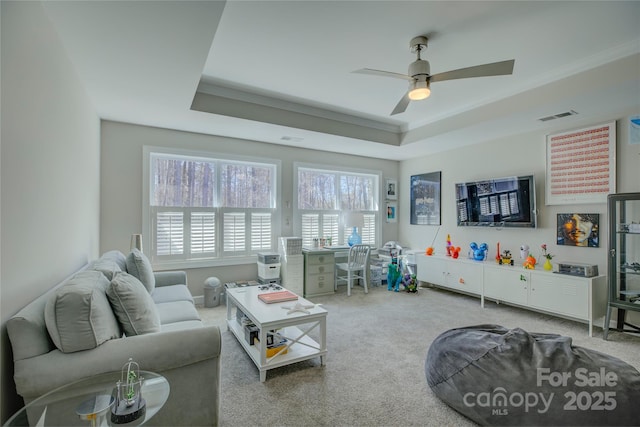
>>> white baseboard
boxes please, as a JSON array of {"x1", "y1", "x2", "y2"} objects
[{"x1": 194, "y1": 295, "x2": 204, "y2": 306}]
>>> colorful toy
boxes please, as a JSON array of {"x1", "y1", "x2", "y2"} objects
[
  {"x1": 387, "y1": 263, "x2": 402, "y2": 292},
  {"x1": 523, "y1": 255, "x2": 537, "y2": 269},
  {"x1": 402, "y1": 273, "x2": 418, "y2": 293},
  {"x1": 445, "y1": 234, "x2": 453, "y2": 256},
  {"x1": 425, "y1": 247, "x2": 434, "y2": 256},
  {"x1": 469, "y1": 242, "x2": 488, "y2": 261},
  {"x1": 498, "y1": 250, "x2": 514, "y2": 265},
  {"x1": 451, "y1": 246, "x2": 461, "y2": 259}
]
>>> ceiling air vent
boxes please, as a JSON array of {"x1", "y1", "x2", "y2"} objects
[
  {"x1": 281, "y1": 136, "x2": 304, "y2": 142},
  {"x1": 538, "y1": 110, "x2": 578, "y2": 122}
]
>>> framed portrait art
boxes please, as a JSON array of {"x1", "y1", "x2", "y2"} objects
[
  {"x1": 385, "y1": 179, "x2": 397, "y2": 200},
  {"x1": 386, "y1": 202, "x2": 397, "y2": 223},
  {"x1": 410, "y1": 172, "x2": 441, "y2": 225},
  {"x1": 557, "y1": 213, "x2": 600, "y2": 247}
]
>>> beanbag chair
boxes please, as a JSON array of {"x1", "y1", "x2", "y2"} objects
[{"x1": 425, "y1": 325, "x2": 640, "y2": 426}]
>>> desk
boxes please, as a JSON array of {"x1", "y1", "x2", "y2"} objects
[{"x1": 4, "y1": 371, "x2": 169, "y2": 427}]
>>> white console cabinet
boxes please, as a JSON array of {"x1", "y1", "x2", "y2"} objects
[
  {"x1": 416, "y1": 255, "x2": 482, "y2": 296},
  {"x1": 417, "y1": 254, "x2": 607, "y2": 336}
]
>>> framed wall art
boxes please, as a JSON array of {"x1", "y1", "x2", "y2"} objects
[
  {"x1": 545, "y1": 121, "x2": 616, "y2": 205},
  {"x1": 556, "y1": 213, "x2": 600, "y2": 247},
  {"x1": 410, "y1": 171, "x2": 441, "y2": 225},
  {"x1": 385, "y1": 178, "x2": 397, "y2": 200},
  {"x1": 386, "y1": 202, "x2": 397, "y2": 223}
]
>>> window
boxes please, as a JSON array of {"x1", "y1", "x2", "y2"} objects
[
  {"x1": 295, "y1": 165, "x2": 380, "y2": 247},
  {"x1": 144, "y1": 148, "x2": 279, "y2": 267}
]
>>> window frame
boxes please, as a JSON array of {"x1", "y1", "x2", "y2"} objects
[
  {"x1": 143, "y1": 146, "x2": 281, "y2": 269},
  {"x1": 293, "y1": 162, "x2": 381, "y2": 248}
]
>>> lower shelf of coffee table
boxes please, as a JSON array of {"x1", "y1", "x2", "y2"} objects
[{"x1": 227, "y1": 319, "x2": 326, "y2": 379}]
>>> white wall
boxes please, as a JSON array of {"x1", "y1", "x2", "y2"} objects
[
  {"x1": 400, "y1": 111, "x2": 639, "y2": 273},
  {"x1": 399, "y1": 109, "x2": 640, "y2": 326},
  {"x1": 0, "y1": 1, "x2": 100, "y2": 421},
  {"x1": 100, "y1": 121, "x2": 399, "y2": 295}
]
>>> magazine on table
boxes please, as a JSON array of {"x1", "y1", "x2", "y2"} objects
[{"x1": 258, "y1": 290, "x2": 298, "y2": 304}]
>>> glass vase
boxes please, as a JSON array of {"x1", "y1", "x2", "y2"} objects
[{"x1": 347, "y1": 226, "x2": 362, "y2": 246}]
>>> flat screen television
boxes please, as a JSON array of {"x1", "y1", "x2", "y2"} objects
[{"x1": 455, "y1": 175, "x2": 536, "y2": 228}]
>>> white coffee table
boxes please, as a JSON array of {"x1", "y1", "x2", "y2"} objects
[{"x1": 225, "y1": 286, "x2": 327, "y2": 382}]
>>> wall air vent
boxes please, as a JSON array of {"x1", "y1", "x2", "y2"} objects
[{"x1": 538, "y1": 110, "x2": 578, "y2": 122}]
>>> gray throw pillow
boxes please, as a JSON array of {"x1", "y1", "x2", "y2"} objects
[
  {"x1": 107, "y1": 272, "x2": 160, "y2": 336},
  {"x1": 126, "y1": 248, "x2": 155, "y2": 293},
  {"x1": 89, "y1": 259, "x2": 122, "y2": 281},
  {"x1": 44, "y1": 270, "x2": 121, "y2": 353}
]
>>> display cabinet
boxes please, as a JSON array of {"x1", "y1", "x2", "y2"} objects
[{"x1": 604, "y1": 192, "x2": 640, "y2": 340}]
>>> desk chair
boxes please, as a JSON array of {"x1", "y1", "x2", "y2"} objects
[{"x1": 335, "y1": 245, "x2": 370, "y2": 296}]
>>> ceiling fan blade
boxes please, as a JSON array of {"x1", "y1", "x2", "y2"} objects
[
  {"x1": 391, "y1": 93, "x2": 411, "y2": 115},
  {"x1": 430, "y1": 59, "x2": 515, "y2": 83},
  {"x1": 352, "y1": 68, "x2": 413, "y2": 81}
]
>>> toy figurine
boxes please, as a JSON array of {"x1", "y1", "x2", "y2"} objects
[
  {"x1": 470, "y1": 242, "x2": 488, "y2": 261},
  {"x1": 520, "y1": 244, "x2": 530, "y2": 259},
  {"x1": 387, "y1": 263, "x2": 401, "y2": 292},
  {"x1": 451, "y1": 246, "x2": 461, "y2": 259},
  {"x1": 498, "y1": 250, "x2": 514, "y2": 265},
  {"x1": 523, "y1": 255, "x2": 537, "y2": 269},
  {"x1": 402, "y1": 273, "x2": 418, "y2": 293},
  {"x1": 445, "y1": 234, "x2": 453, "y2": 256}
]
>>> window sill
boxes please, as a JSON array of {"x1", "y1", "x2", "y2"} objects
[{"x1": 152, "y1": 256, "x2": 257, "y2": 271}]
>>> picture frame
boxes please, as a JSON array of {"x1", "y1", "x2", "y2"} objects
[
  {"x1": 556, "y1": 213, "x2": 600, "y2": 247},
  {"x1": 545, "y1": 121, "x2": 616, "y2": 205},
  {"x1": 386, "y1": 202, "x2": 397, "y2": 223},
  {"x1": 385, "y1": 179, "x2": 397, "y2": 200},
  {"x1": 410, "y1": 172, "x2": 441, "y2": 225}
]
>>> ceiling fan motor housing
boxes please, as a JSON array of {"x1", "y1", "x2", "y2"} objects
[{"x1": 409, "y1": 59, "x2": 430, "y2": 78}]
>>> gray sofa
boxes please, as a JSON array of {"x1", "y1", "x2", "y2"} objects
[{"x1": 7, "y1": 249, "x2": 221, "y2": 426}]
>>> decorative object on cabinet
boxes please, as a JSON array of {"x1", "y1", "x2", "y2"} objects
[
  {"x1": 604, "y1": 192, "x2": 640, "y2": 340},
  {"x1": 545, "y1": 121, "x2": 616, "y2": 205},
  {"x1": 540, "y1": 244, "x2": 554, "y2": 270},
  {"x1": 557, "y1": 213, "x2": 600, "y2": 247},
  {"x1": 410, "y1": 171, "x2": 441, "y2": 225},
  {"x1": 385, "y1": 178, "x2": 397, "y2": 200}
]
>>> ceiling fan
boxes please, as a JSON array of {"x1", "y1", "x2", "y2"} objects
[{"x1": 353, "y1": 36, "x2": 515, "y2": 115}]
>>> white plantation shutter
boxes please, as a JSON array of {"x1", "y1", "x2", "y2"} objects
[
  {"x1": 301, "y1": 214, "x2": 319, "y2": 247},
  {"x1": 251, "y1": 213, "x2": 272, "y2": 251},
  {"x1": 146, "y1": 149, "x2": 279, "y2": 266},
  {"x1": 191, "y1": 212, "x2": 215, "y2": 254},
  {"x1": 296, "y1": 165, "x2": 380, "y2": 248},
  {"x1": 156, "y1": 211, "x2": 184, "y2": 255},
  {"x1": 361, "y1": 214, "x2": 376, "y2": 245},
  {"x1": 223, "y1": 212, "x2": 246, "y2": 252},
  {"x1": 322, "y1": 214, "x2": 339, "y2": 245}
]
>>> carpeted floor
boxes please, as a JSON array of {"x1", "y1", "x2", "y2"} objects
[{"x1": 197, "y1": 283, "x2": 640, "y2": 427}]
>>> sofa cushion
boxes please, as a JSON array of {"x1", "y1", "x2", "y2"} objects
[
  {"x1": 155, "y1": 301, "x2": 201, "y2": 325},
  {"x1": 88, "y1": 259, "x2": 122, "y2": 281},
  {"x1": 44, "y1": 271, "x2": 121, "y2": 353},
  {"x1": 107, "y1": 272, "x2": 160, "y2": 336},
  {"x1": 126, "y1": 249, "x2": 155, "y2": 293},
  {"x1": 151, "y1": 285, "x2": 194, "y2": 304}
]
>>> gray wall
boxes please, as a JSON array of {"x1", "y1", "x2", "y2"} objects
[
  {"x1": 0, "y1": 1, "x2": 101, "y2": 421},
  {"x1": 100, "y1": 121, "x2": 399, "y2": 295}
]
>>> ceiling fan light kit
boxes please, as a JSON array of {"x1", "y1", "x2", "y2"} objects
[
  {"x1": 409, "y1": 79, "x2": 430, "y2": 100},
  {"x1": 353, "y1": 35, "x2": 515, "y2": 115}
]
